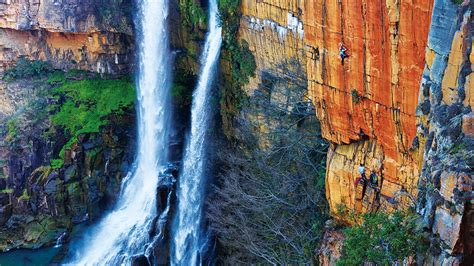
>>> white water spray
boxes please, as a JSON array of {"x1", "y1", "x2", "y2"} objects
[
  {"x1": 171, "y1": 0, "x2": 222, "y2": 264},
  {"x1": 67, "y1": 0, "x2": 171, "y2": 264}
]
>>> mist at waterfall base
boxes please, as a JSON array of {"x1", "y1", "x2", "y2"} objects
[
  {"x1": 64, "y1": 0, "x2": 172, "y2": 264},
  {"x1": 170, "y1": 0, "x2": 222, "y2": 264}
]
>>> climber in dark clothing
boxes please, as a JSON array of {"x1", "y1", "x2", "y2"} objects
[
  {"x1": 339, "y1": 43, "x2": 348, "y2": 64},
  {"x1": 369, "y1": 171, "x2": 378, "y2": 186},
  {"x1": 355, "y1": 164, "x2": 370, "y2": 200}
]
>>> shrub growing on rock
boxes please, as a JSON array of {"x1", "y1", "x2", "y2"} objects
[
  {"x1": 2, "y1": 58, "x2": 52, "y2": 81},
  {"x1": 338, "y1": 210, "x2": 430, "y2": 265}
]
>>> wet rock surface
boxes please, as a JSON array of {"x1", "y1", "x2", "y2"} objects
[{"x1": 0, "y1": 76, "x2": 136, "y2": 251}]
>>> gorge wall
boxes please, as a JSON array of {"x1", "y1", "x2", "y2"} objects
[
  {"x1": 417, "y1": 1, "x2": 473, "y2": 263},
  {"x1": 0, "y1": 0, "x2": 137, "y2": 251},
  {"x1": 222, "y1": 0, "x2": 309, "y2": 148},
  {"x1": 0, "y1": 0, "x2": 134, "y2": 74},
  {"x1": 0, "y1": 0, "x2": 472, "y2": 263},
  {"x1": 230, "y1": 0, "x2": 473, "y2": 263},
  {"x1": 304, "y1": 0, "x2": 433, "y2": 216}
]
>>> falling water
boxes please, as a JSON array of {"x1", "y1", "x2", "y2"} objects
[
  {"x1": 171, "y1": 0, "x2": 222, "y2": 264},
  {"x1": 66, "y1": 0, "x2": 172, "y2": 264}
]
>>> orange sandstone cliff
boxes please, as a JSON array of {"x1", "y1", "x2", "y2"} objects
[
  {"x1": 304, "y1": 0, "x2": 433, "y2": 217},
  {"x1": 234, "y1": 0, "x2": 472, "y2": 263}
]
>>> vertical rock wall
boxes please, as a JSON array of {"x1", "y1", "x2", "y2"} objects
[
  {"x1": 0, "y1": 0, "x2": 134, "y2": 74},
  {"x1": 303, "y1": 0, "x2": 434, "y2": 217},
  {"x1": 234, "y1": 0, "x2": 308, "y2": 148},
  {"x1": 416, "y1": 0, "x2": 473, "y2": 263}
]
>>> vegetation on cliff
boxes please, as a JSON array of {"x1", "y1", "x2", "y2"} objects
[
  {"x1": 48, "y1": 72, "x2": 135, "y2": 167},
  {"x1": 0, "y1": 66, "x2": 135, "y2": 251},
  {"x1": 218, "y1": 0, "x2": 256, "y2": 115},
  {"x1": 338, "y1": 211, "x2": 430, "y2": 265},
  {"x1": 2, "y1": 58, "x2": 52, "y2": 81},
  {"x1": 179, "y1": 0, "x2": 207, "y2": 28}
]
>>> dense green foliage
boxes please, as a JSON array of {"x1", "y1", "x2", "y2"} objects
[
  {"x1": 49, "y1": 73, "x2": 135, "y2": 163},
  {"x1": 2, "y1": 58, "x2": 52, "y2": 81},
  {"x1": 338, "y1": 211, "x2": 429, "y2": 265},
  {"x1": 179, "y1": 0, "x2": 206, "y2": 27},
  {"x1": 230, "y1": 40, "x2": 257, "y2": 86},
  {"x1": 171, "y1": 64, "x2": 196, "y2": 108},
  {"x1": 219, "y1": 0, "x2": 257, "y2": 86}
]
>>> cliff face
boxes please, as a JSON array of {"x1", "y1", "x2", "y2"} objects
[
  {"x1": 301, "y1": 0, "x2": 473, "y2": 263},
  {"x1": 304, "y1": 0, "x2": 433, "y2": 217},
  {"x1": 231, "y1": 0, "x2": 309, "y2": 148},
  {"x1": 232, "y1": 0, "x2": 472, "y2": 263},
  {"x1": 416, "y1": 1, "x2": 473, "y2": 263},
  {"x1": 0, "y1": 0, "x2": 134, "y2": 74},
  {"x1": 0, "y1": 0, "x2": 137, "y2": 251},
  {"x1": 0, "y1": 86, "x2": 135, "y2": 250}
]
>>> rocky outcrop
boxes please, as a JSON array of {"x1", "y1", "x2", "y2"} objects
[
  {"x1": 317, "y1": 229, "x2": 343, "y2": 266},
  {"x1": 0, "y1": 0, "x2": 137, "y2": 250},
  {"x1": 0, "y1": 0, "x2": 133, "y2": 33},
  {"x1": 416, "y1": 1, "x2": 473, "y2": 263},
  {"x1": 0, "y1": 77, "x2": 135, "y2": 251},
  {"x1": 0, "y1": 29, "x2": 133, "y2": 74},
  {"x1": 0, "y1": 0, "x2": 134, "y2": 74}
]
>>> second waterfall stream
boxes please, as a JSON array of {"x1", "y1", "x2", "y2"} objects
[{"x1": 171, "y1": 0, "x2": 222, "y2": 264}]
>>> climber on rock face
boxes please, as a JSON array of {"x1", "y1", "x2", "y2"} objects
[
  {"x1": 354, "y1": 164, "x2": 366, "y2": 186},
  {"x1": 358, "y1": 164, "x2": 366, "y2": 179},
  {"x1": 369, "y1": 170, "x2": 378, "y2": 186},
  {"x1": 339, "y1": 43, "x2": 348, "y2": 64}
]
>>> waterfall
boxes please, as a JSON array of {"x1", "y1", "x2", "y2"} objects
[
  {"x1": 66, "y1": 0, "x2": 172, "y2": 264},
  {"x1": 171, "y1": 0, "x2": 222, "y2": 264}
]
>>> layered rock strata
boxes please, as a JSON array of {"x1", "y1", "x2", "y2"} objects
[
  {"x1": 0, "y1": 0, "x2": 134, "y2": 74},
  {"x1": 234, "y1": 0, "x2": 309, "y2": 148}
]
